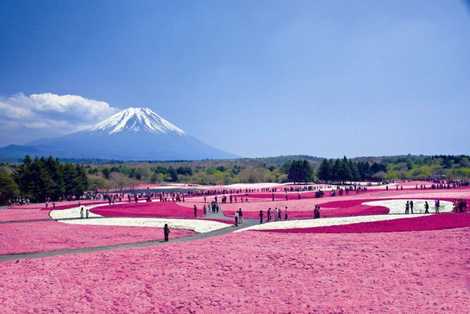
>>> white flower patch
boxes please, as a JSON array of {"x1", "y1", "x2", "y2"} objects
[
  {"x1": 60, "y1": 217, "x2": 229, "y2": 233},
  {"x1": 49, "y1": 206, "x2": 101, "y2": 220},
  {"x1": 237, "y1": 199, "x2": 454, "y2": 232},
  {"x1": 363, "y1": 199, "x2": 454, "y2": 214},
  {"x1": 236, "y1": 214, "x2": 426, "y2": 232},
  {"x1": 50, "y1": 204, "x2": 230, "y2": 233}
]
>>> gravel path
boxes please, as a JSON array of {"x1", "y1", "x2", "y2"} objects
[{"x1": 0, "y1": 218, "x2": 257, "y2": 262}]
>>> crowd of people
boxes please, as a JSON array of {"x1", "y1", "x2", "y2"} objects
[
  {"x1": 402, "y1": 199, "x2": 468, "y2": 214},
  {"x1": 403, "y1": 199, "x2": 444, "y2": 214},
  {"x1": 258, "y1": 206, "x2": 289, "y2": 224}
]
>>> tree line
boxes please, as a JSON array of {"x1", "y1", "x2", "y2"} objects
[
  {"x1": 84, "y1": 158, "x2": 389, "y2": 187},
  {"x1": 317, "y1": 157, "x2": 387, "y2": 182},
  {"x1": 0, "y1": 156, "x2": 88, "y2": 204}
]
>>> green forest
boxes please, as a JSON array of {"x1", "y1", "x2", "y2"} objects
[
  {"x1": 1, "y1": 154, "x2": 470, "y2": 205},
  {"x1": 0, "y1": 156, "x2": 88, "y2": 204}
]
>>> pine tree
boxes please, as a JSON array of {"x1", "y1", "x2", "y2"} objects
[
  {"x1": 0, "y1": 169, "x2": 19, "y2": 205},
  {"x1": 287, "y1": 160, "x2": 313, "y2": 182},
  {"x1": 357, "y1": 162, "x2": 371, "y2": 180},
  {"x1": 339, "y1": 157, "x2": 352, "y2": 181},
  {"x1": 73, "y1": 164, "x2": 88, "y2": 197},
  {"x1": 45, "y1": 157, "x2": 64, "y2": 200},
  {"x1": 318, "y1": 159, "x2": 331, "y2": 181},
  {"x1": 63, "y1": 163, "x2": 78, "y2": 199},
  {"x1": 349, "y1": 159, "x2": 360, "y2": 181},
  {"x1": 331, "y1": 159, "x2": 341, "y2": 181},
  {"x1": 15, "y1": 155, "x2": 35, "y2": 199}
]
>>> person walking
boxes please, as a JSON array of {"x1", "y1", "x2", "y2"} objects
[
  {"x1": 193, "y1": 205, "x2": 198, "y2": 218},
  {"x1": 238, "y1": 208, "x2": 243, "y2": 224},
  {"x1": 259, "y1": 210, "x2": 264, "y2": 224},
  {"x1": 234, "y1": 211, "x2": 239, "y2": 227},
  {"x1": 405, "y1": 201, "x2": 409, "y2": 214},
  {"x1": 267, "y1": 208, "x2": 272, "y2": 222},
  {"x1": 163, "y1": 224, "x2": 170, "y2": 242},
  {"x1": 314, "y1": 205, "x2": 320, "y2": 219},
  {"x1": 424, "y1": 201, "x2": 430, "y2": 214},
  {"x1": 85, "y1": 208, "x2": 89, "y2": 219},
  {"x1": 80, "y1": 206, "x2": 84, "y2": 219},
  {"x1": 284, "y1": 206, "x2": 288, "y2": 220},
  {"x1": 435, "y1": 199, "x2": 440, "y2": 213},
  {"x1": 410, "y1": 200, "x2": 414, "y2": 214}
]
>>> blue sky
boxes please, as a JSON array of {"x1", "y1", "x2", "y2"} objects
[{"x1": 0, "y1": 0, "x2": 469, "y2": 157}]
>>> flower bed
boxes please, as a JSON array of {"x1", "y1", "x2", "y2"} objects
[
  {"x1": 50, "y1": 205, "x2": 231, "y2": 233},
  {"x1": 0, "y1": 220, "x2": 194, "y2": 255},
  {"x1": 91, "y1": 201, "x2": 203, "y2": 219},
  {"x1": 0, "y1": 228, "x2": 468, "y2": 313},
  {"x1": 260, "y1": 213, "x2": 470, "y2": 234},
  {"x1": 205, "y1": 188, "x2": 470, "y2": 219},
  {"x1": 0, "y1": 208, "x2": 50, "y2": 222}
]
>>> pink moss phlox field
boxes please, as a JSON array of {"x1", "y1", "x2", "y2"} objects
[
  {"x1": 0, "y1": 220, "x2": 193, "y2": 255},
  {"x1": 0, "y1": 208, "x2": 50, "y2": 222},
  {"x1": 41, "y1": 200, "x2": 108, "y2": 211},
  {"x1": 91, "y1": 202, "x2": 205, "y2": 218},
  {"x1": 0, "y1": 229, "x2": 469, "y2": 313},
  {"x1": 261, "y1": 213, "x2": 470, "y2": 234},
  {"x1": 223, "y1": 198, "x2": 388, "y2": 219},
  {"x1": 8, "y1": 200, "x2": 106, "y2": 211},
  {"x1": 185, "y1": 188, "x2": 470, "y2": 219}
]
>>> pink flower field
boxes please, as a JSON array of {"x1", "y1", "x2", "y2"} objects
[
  {"x1": 0, "y1": 228, "x2": 469, "y2": 313},
  {"x1": 0, "y1": 207, "x2": 194, "y2": 255},
  {"x1": 0, "y1": 208, "x2": 50, "y2": 222},
  {"x1": 1, "y1": 186, "x2": 469, "y2": 313},
  {"x1": 223, "y1": 198, "x2": 389, "y2": 219},
  {"x1": 8, "y1": 200, "x2": 106, "y2": 211},
  {"x1": 262, "y1": 213, "x2": 470, "y2": 233},
  {"x1": 83, "y1": 188, "x2": 470, "y2": 221},
  {"x1": 1, "y1": 200, "x2": 107, "y2": 222},
  {"x1": 91, "y1": 201, "x2": 205, "y2": 219},
  {"x1": 204, "y1": 188, "x2": 470, "y2": 219},
  {"x1": 89, "y1": 197, "x2": 389, "y2": 220}
]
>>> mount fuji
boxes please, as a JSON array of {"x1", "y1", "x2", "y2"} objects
[{"x1": 0, "y1": 107, "x2": 236, "y2": 161}]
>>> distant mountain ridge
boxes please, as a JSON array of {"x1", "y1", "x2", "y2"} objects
[{"x1": 0, "y1": 107, "x2": 236, "y2": 161}]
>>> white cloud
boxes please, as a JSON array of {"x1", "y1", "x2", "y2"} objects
[{"x1": 0, "y1": 93, "x2": 119, "y2": 145}]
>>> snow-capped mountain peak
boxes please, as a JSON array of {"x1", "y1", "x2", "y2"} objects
[
  {"x1": 91, "y1": 107, "x2": 185, "y2": 135},
  {"x1": 0, "y1": 106, "x2": 236, "y2": 160}
]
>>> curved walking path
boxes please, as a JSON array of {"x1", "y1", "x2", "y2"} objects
[
  {"x1": 0, "y1": 217, "x2": 258, "y2": 262},
  {"x1": 0, "y1": 198, "x2": 458, "y2": 262}
]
